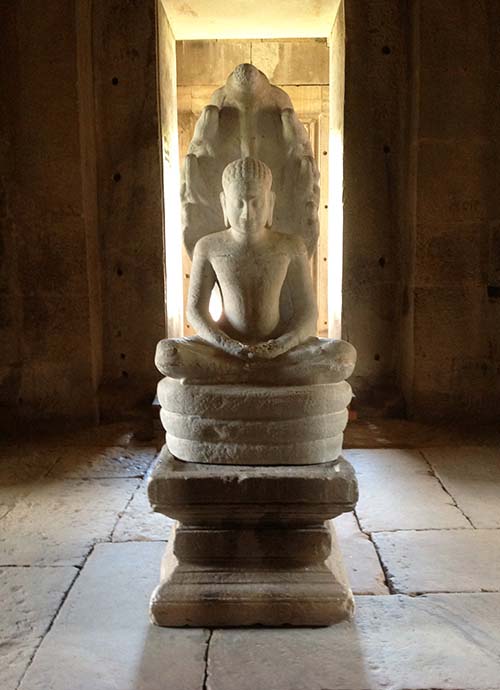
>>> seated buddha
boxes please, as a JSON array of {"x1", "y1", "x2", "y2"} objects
[{"x1": 156, "y1": 157, "x2": 355, "y2": 386}]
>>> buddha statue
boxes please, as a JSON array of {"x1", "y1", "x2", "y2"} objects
[
  {"x1": 156, "y1": 157, "x2": 356, "y2": 386},
  {"x1": 148, "y1": 67, "x2": 359, "y2": 628}
]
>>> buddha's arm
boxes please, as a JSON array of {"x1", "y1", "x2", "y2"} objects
[
  {"x1": 251, "y1": 241, "x2": 318, "y2": 360},
  {"x1": 275, "y1": 244, "x2": 318, "y2": 347},
  {"x1": 187, "y1": 244, "x2": 248, "y2": 359}
]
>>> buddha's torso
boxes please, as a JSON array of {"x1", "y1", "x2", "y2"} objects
[{"x1": 207, "y1": 233, "x2": 292, "y2": 343}]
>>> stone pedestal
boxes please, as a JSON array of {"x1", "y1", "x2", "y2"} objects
[{"x1": 148, "y1": 447, "x2": 358, "y2": 626}]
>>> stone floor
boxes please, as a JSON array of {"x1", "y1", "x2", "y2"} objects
[{"x1": 1, "y1": 422, "x2": 500, "y2": 690}]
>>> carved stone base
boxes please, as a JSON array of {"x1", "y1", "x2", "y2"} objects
[
  {"x1": 150, "y1": 522, "x2": 353, "y2": 627},
  {"x1": 157, "y1": 378, "x2": 352, "y2": 465},
  {"x1": 148, "y1": 446, "x2": 358, "y2": 627}
]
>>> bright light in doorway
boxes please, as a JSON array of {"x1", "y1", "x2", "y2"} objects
[
  {"x1": 163, "y1": 134, "x2": 184, "y2": 338},
  {"x1": 328, "y1": 130, "x2": 343, "y2": 339}
]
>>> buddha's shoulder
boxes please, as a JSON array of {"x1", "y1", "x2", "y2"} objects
[
  {"x1": 270, "y1": 231, "x2": 308, "y2": 256},
  {"x1": 193, "y1": 231, "x2": 231, "y2": 256}
]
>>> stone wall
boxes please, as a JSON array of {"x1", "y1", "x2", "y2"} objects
[
  {"x1": 0, "y1": 0, "x2": 164, "y2": 429},
  {"x1": 407, "y1": 0, "x2": 500, "y2": 420},
  {"x1": 343, "y1": 0, "x2": 411, "y2": 413},
  {"x1": 0, "y1": 1, "x2": 99, "y2": 425},
  {"x1": 344, "y1": 0, "x2": 500, "y2": 420},
  {"x1": 92, "y1": 0, "x2": 164, "y2": 417}
]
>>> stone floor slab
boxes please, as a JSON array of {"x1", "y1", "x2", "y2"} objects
[
  {"x1": 112, "y1": 479, "x2": 173, "y2": 542},
  {"x1": 208, "y1": 593, "x2": 500, "y2": 690},
  {"x1": 0, "y1": 566, "x2": 77, "y2": 690},
  {"x1": 344, "y1": 419, "x2": 500, "y2": 448},
  {"x1": 0, "y1": 478, "x2": 138, "y2": 566},
  {"x1": 47, "y1": 446, "x2": 157, "y2": 478},
  {"x1": 334, "y1": 513, "x2": 389, "y2": 595},
  {"x1": 422, "y1": 446, "x2": 500, "y2": 527},
  {"x1": 374, "y1": 528, "x2": 500, "y2": 593},
  {"x1": 0, "y1": 422, "x2": 140, "y2": 448},
  {"x1": 0, "y1": 447, "x2": 56, "y2": 479},
  {"x1": 19, "y1": 542, "x2": 208, "y2": 690},
  {"x1": 345, "y1": 449, "x2": 471, "y2": 532},
  {"x1": 0, "y1": 449, "x2": 59, "y2": 518}
]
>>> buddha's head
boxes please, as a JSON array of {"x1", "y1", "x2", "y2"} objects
[
  {"x1": 226, "y1": 64, "x2": 269, "y2": 100},
  {"x1": 220, "y1": 158, "x2": 275, "y2": 234}
]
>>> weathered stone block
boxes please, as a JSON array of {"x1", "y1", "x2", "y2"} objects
[
  {"x1": 419, "y1": 67, "x2": 489, "y2": 140},
  {"x1": 346, "y1": 449, "x2": 470, "y2": 532},
  {"x1": 148, "y1": 446, "x2": 358, "y2": 527},
  {"x1": 417, "y1": 140, "x2": 494, "y2": 225},
  {"x1": 150, "y1": 522, "x2": 354, "y2": 628},
  {"x1": 176, "y1": 41, "x2": 251, "y2": 86},
  {"x1": 251, "y1": 39, "x2": 328, "y2": 85},
  {"x1": 173, "y1": 524, "x2": 332, "y2": 565},
  {"x1": 413, "y1": 285, "x2": 486, "y2": 362},
  {"x1": 415, "y1": 223, "x2": 488, "y2": 288}
]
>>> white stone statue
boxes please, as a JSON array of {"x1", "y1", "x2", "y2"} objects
[
  {"x1": 181, "y1": 63, "x2": 320, "y2": 258},
  {"x1": 155, "y1": 63, "x2": 356, "y2": 466},
  {"x1": 156, "y1": 157, "x2": 355, "y2": 386}
]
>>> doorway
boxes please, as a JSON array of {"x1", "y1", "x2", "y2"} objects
[{"x1": 157, "y1": 0, "x2": 345, "y2": 340}]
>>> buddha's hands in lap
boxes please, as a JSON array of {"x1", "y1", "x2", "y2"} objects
[
  {"x1": 246, "y1": 333, "x2": 298, "y2": 360},
  {"x1": 207, "y1": 333, "x2": 248, "y2": 360},
  {"x1": 246, "y1": 341, "x2": 280, "y2": 360},
  {"x1": 222, "y1": 341, "x2": 277, "y2": 361},
  {"x1": 212, "y1": 331, "x2": 299, "y2": 362}
]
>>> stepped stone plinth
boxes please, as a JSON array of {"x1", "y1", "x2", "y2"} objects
[{"x1": 148, "y1": 447, "x2": 358, "y2": 626}]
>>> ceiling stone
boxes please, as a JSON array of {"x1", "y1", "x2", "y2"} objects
[{"x1": 163, "y1": 0, "x2": 341, "y2": 39}]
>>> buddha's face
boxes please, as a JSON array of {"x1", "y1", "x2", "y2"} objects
[{"x1": 221, "y1": 181, "x2": 275, "y2": 234}]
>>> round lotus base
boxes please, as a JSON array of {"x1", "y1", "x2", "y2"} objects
[{"x1": 157, "y1": 377, "x2": 353, "y2": 465}]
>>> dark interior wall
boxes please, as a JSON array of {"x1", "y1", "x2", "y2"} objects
[
  {"x1": 344, "y1": 0, "x2": 500, "y2": 421},
  {"x1": 408, "y1": 0, "x2": 500, "y2": 420},
  {"x1": 343, "y1": 0, "x2": 410, "y2": 413},
  {"x1": 92, "y1": 0, "x2": 165, "y2": 417},
  {"x1": 0, "y1": 0, "x2": 165, "y2": 428},
  {"x1": 0, "y1": 1, "x2": 99, "y2": 424}
]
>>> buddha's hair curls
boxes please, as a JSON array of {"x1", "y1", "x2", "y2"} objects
[{"x1": 222, "y1": 157, "x2": 272, "y2": 191}]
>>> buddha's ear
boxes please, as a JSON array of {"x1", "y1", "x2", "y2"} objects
[
  {"x1": 266, "y1": 190, "x2": 276, "y2": 228},
  {"x1": 220, "y1": 191, "x2": 230, "y2": 228}
]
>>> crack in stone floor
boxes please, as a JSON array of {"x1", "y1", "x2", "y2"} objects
[
  {"x1": 13, "y1": 556, "x2": 88, "y2": 690},
  {"x1": 202, "y1": 629, "x2": 214, "y2": 690}
]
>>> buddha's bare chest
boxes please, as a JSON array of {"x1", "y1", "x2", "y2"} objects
[{"x1": 210, "y1": 252, "x2": 290, "y2": 299}]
